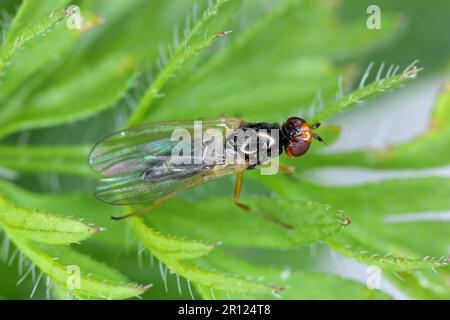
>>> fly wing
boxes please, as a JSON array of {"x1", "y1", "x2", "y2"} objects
[{"x1": 89, "y1": 118, "x2": 247, "y2": 205}]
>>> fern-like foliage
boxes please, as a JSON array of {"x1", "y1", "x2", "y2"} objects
[{"x1": 0, "y1": 0, "x2": 449, "y2": 300}]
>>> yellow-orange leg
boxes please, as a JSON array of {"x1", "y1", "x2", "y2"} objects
[
  {"x1": 279, "y1": 163, "x2": 296, "y2": 175},
  {"x1": 233, "y1": 172, "x2": 293, "y2": 229},
  {"x1": 111, "y1": 191, "x2": 183, "y2": 220}
]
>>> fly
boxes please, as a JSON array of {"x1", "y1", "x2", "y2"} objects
[{"x1": 88, "y1": 117, "x2": 324, "y2": 229}]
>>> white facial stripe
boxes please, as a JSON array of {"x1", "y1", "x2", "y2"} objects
[{"x1": 302, "y1": 131, "x2": 311, "y2": 141}]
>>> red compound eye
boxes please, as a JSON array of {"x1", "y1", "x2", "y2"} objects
[
  {"x1": 288, "y1": 140, "x2": 310, "y2": 157},
  {"x1": 286, "y1": 117, "x2": 306, "y2": 129}
]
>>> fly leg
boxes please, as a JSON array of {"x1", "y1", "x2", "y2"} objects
[
  {"x1": 279, "y1": 163, "x2": 296, "y2": 175},
  {"x1": 111, "y1": 192, "x2": 176, "y2": 220},
  {"x1": 233, "y1": 172, "x2": 293, "y2": 229},
  {"x1": 111, "y1": 202, "x2": 165, "y2": 220}
]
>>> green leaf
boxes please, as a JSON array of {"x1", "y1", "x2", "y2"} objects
[
  {"x1": 298, "y1": 82, "x2": 450, "y2": 170},
  {"x1": 0, "y1": 3, "x2": 74, "y2": 72},
  {"x1": 253, "y1": 173, "x2": 450, "y2": 272},
  {"x1": 4, "y1": 0, "x2": 70, "y2": 41},
  {"x1": 0, "y1": 195, "x2": 102, "y2": 245},
  {"x1": 0, "y1": 1, "x2": 137, "y2": 138},
  {"x1": 328, "y1": 236, "x2": 449, "y2": 272},
  {"x1": 313, "y1": 61, "x2": 420, "y2": 121},
  {"x1": 0, "y1": 54, "x2": 136, "y2": 138},
  {"x1": 147, "y1": 0, "x2": 400, "y2": 122},
  {"x1": 0, "y1": 179, "x2": 132, "y2": 251},
  {"x1": 2, "y1": 230, "x2": 148, "y2": 300},
  {"x1": 386, "y1": 269, "x2": 450, "y2": 299},
  {"x1": 0, "y1": 125, "x2": 340, "y2": 177},
  {"x1": 131, "y1": 217, "x2": 218, "y2": 260},
  {"x1": 0, "y1": 145, "x2": 92, "y2": 176},
  {"x1": 298, "y1": 177, "x2": 450, "y2": 258},
  {"x1": 0, "y1": 180, "x2": 147, "y2": 299},
  {"x1": 145, "y1": 197, "x2": 350, "y2": 249},
  {"x1": 166, "y1": 259, "x2": 282, "y2": 297},
  {"x1": 127, "y1": 0, "x2": 233, "y2": 126},
  {"x1": 196, "y1": 250, "x2": 391, "y2": 299}
]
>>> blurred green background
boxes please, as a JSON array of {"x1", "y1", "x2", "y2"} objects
[{"x1": 0, "y1": 0, "x2": 449, "y2": 300}]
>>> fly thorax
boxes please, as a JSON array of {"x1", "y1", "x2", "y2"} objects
[{"x1": 225, "y1": 123, "x2": 281, "y2": 168}]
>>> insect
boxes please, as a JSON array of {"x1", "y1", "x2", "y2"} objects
[{"x1": 89, "y1": 117, "x2": 324, "y2": 229}]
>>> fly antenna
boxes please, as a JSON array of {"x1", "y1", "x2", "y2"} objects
[
  {"x1": 311, "y1": 122, "x2": 321, "y2": 130},
  {"x1": 313, "y1": 133, "x2": 328, "y2": 146}
]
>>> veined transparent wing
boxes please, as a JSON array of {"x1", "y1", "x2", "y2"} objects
[{"x1": 89, "y1": 118, "x2": 247, "y2": 205}]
